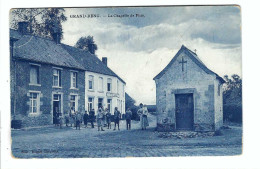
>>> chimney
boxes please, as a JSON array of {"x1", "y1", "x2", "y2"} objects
[
  {"x1": 52, "y1": 22, "x2": 61, "y2": 44},
  {"x1": 18, "y1": 22, "x2": 29, "y2": 34},
  {"x1": 102, "y1": 57, "x2": 107, "y2": 66},
  {"x1": 53, "y1": 32, "x2": 61, "y2": 44},
  {"x1": 88, "y1": 43, "x2": 96, "y2": 54}
]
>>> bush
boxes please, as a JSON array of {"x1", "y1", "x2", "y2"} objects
[
  {"x1": 11, "y1": 120, "x2": 22, "y2": 129},
  {"x1": 223, "y1": 104, "x2": 242, "y2": 123}
]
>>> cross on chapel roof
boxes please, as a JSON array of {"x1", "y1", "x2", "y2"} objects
[{"x1": 153, "y1": 45, "x2": 225, "y2": 84}]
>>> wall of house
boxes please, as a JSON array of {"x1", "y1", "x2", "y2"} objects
[
  {"x1": 156, "y1": 51, "x2": 217, "y2": 131},
  {"x1": 11, "y1": 60, "x2": 85, "y2": 127},
  {"x1": 214, "y1": 79, "x2": 223, "y2": 130},
  {"x1": 85, "y1": 71, "x2": 125, "y2": 115}
]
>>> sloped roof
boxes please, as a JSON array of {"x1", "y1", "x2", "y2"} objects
[
  {"x1": 153, "y1": 45, "x2": 225, "y2": 84},
  {"x1": 13, "y1": 34, "x2": 85, "y2": 70},
  {"x1": 62, "y1": 44, "x2": 126, "y2": 84},
  {"x1": 10, "y1": 29, "x2": 23, "y2": 40}
]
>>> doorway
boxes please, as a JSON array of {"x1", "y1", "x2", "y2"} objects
[
  {"x1": 53, "y1": 94, "x2": 61, "y2": 124},
  {"x1": 175, "y1": 93, "x2": 194, "y2": 130}
]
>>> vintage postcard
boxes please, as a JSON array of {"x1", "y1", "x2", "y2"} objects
[{"x1": 9, "y1": 6, "x2": 242, "y2": 158}]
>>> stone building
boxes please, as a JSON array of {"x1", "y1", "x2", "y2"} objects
[
  {"x1": 10, "y1": 24, "x2": 85, "y2": 127},
  {"x1": 153, "y1": 45, "x2": 225, "y2": 131},
  {"x1": 10, "y1": 22, "x2": 125, "y2": 128}
]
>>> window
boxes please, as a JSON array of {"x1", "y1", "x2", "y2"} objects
[
  {"x1": 98, "y1": 77, "x2": 103, "y2": 92},
  {"x1": 29, "y1": 92, "x2": 39, "y2": 114},
  {"x1": 88, "y1": 97, "x2": 94, "y2": 112},
  {"x1": 71, "y1": 72, "x2": 78, "y2": 88},
  {"x1": 107, "y1": 99, "x2": 112, "y2": 113},
  {"x1": 98, "y1": 98, "x2": 103, "y2": 109},
  {"x1": 53, "y1": 69, "x2": 61, "y2": 87},
  {"x1": 70, "y1": 95, "x2": 78, "y2": 111},
  {"x1": 107, "y1": 78, "x2": 112, "y2": 92},
  {"x1": 30, "y1": 65, "x2": 40, "y2": 84},
  {"x1": 89, "y1": 75, "x2": 94, "y2": 90}
]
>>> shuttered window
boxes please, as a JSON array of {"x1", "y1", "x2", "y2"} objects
[{"x1": 30, "y1": 65, "x2": 39, "y2": 84}]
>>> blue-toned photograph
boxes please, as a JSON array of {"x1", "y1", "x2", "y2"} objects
[{"x1": 10, "y1": 6, "x2": 242, "y2": 158}]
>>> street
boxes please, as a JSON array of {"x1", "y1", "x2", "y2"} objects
[{"x1": 11, "y1": 114, "x2": 242, "y2": 158}]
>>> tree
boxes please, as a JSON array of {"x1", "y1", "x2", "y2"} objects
[
  {"x1": 223, "y1": 74, "x2": 242, "y2": 123},
  {"x1": 75, "y1": 36, "x2": 98, "y2": 54},
  {"x1": 10, "y1": 8, "x2": 67, "y2": 41}
]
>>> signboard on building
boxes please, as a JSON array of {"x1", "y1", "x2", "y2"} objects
[{"x1": 106, "y1": 92, "x2": 119, "y2": 98}]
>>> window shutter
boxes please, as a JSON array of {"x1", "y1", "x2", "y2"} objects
[
  {"x1": 59, "y1": 70, "x2": 61, "y2": 87},
  {"x1": 76, "y1": 73, "x2": 78, "y2": 88}
]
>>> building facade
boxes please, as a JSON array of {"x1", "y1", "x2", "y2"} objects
[
  {"x1": 10, "y1": 22, "x2": 126, "y2": 128},
  {"x1": 85, "y1": 72, "x2": 125, "y2": 115},
  {"x1": 62, "y1": 44, "x2": 126, "y2": 115},
  {"x1": 153, "y1": 45, "x2": 225, "y2": 132},
  {"x1": 10, "y1": 28, "x2": 86, "y2": 127}
]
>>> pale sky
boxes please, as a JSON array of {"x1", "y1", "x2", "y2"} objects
[{"x1": 62, "y1": 6, "x2": 242, "y2": 105}]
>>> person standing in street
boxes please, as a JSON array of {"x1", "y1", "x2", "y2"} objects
[
  {"x1": 83, "y1": 111, "x2": 89, "y2": 128},
  {"x1": 125, "y1": 108, "x2": 132, "y2": 130},
  {"x1": 65, "y1": 113, "x2": 70, "y2": 127},
  {"x1": 137, "y1": 103, "x2": 149, "y2": 130},
  {"x1": 89, "y1": 108, "x2": 95, "y2": 128},
  {"x1": 58, "y1": 112, "x2": 63, "y2": 129},
  {"x1": 106, "y1": 109, "x2": 112, "y2": 129},
  {"x1": 75, "y1": 111, "x2": 82, "y2": 130},
  {"x1": 113, "y1": 107, "x2": 121, "y2": 131},
  {"x1": 69, "y1": 107, "x2": 76, "y2": 127},
  {"x1": 97, "y1": 107, "x2": 105, "y2": 131},
  {"x1": 103, "y1": 107, "x2": 107, "y2": 127}
]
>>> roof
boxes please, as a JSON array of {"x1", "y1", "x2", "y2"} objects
[
  {"x1": 12, "y1": 33, "x2": 85, "y2": 70},
  {"x1": 153, "y1": 45, "x2": 225, "y2": 84},
  {"x1": 10, "y1": 29, "x2": 125, "y2": 83},
  {"x1": 10, "y1": 29, "x2": 23, "y2": 40},
  {"x1": 62, "y1": 44, "x2": 126, "y2": 84}
]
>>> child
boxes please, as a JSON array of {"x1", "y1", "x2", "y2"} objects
[
  {"x1": 113, "y1": 107, "x2": 121, "y2": 131},
  {"x1": 125, "y1": 108, "x2": 132, "y2": 130},
  {"x1": 75, "y1": 112, "x2": 82, "y2": 130},
  {"x1": 83, "y1": 111, "x2": 89, "y2": 128},
  {"x1": 106, "y1": 109, "x2": 112, "y2": 129}
]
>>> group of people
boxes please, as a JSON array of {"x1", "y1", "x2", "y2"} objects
[{"x1": 53, "y1": 103, "x2": 149, "y2": 131}]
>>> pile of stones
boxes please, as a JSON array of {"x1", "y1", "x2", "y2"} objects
[{"x1": 158, "y1": 131, "x2": 216, "y2": 139}]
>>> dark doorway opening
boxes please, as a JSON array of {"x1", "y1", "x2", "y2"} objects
[
  {"x1": 53, "y1": 94, "x2": 61, "y2": 124},
  {"x1": 175, "y1": 93, "x2": 194, "y2": 130},
  {"x1": 98, "y1": 98, "x2": 103, "y2": 109}
]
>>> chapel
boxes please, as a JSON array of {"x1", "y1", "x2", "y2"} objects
[{"x1": 153, "y1": 45, "x2": 225, "y2": 131}]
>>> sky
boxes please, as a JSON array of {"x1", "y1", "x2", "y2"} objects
[{"x1": 62, "y1": 6, "x2": 241, "y2": 105}]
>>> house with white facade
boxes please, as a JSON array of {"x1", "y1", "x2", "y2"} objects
[{"x1": 62, "y1": 44, "x2": 126, "y2": 115}]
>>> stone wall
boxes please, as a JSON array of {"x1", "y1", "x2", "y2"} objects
[
  {"x1": 155, "y1": 51, "x2": 218, "y2": 131},
  {"x1": 214, "y1": 79, "x2": 223, "y2": 130}
]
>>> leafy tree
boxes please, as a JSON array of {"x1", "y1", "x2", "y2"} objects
[
  {"x1": 223, "y1": 74, "x2": 242, "y2": 123},
  {"x1": 10, "y1": 8, "x2": 67, "y2": 41},
  {"x1": 75, "y1": 36, "x2": 98, "y2": 54}
]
